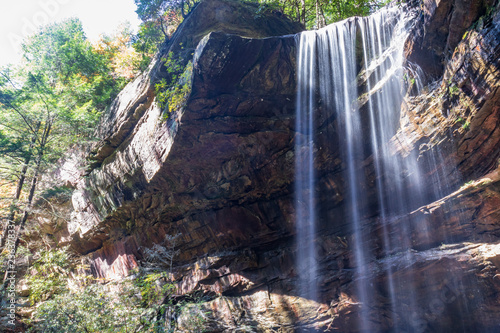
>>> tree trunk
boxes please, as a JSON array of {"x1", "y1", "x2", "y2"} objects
[
  {"x1": 316, "y1": 0, "x2": 326, "y2": 28},
  {"x1": 301, "y1": 0, "x2": 306, "y2": 26},
  {"x1": 181, "y1": 0, "x2": 187, "y2": 18},
  {"x1": 0, "y1": 121, "x2": 41, "y2": 250},
  {"x1": 16, "y1": 158, "x2": 41, "y2": 245},
  {"x1": 316, "y1": 0, "x2": 320, "y2": 29},
  {"x1": 3, "y1": 121, "x2": 51, "y2": 287}
]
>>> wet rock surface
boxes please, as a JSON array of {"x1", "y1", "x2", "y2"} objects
[
  {"x1": 396, "y1": 1, "x2": 500, "y2": 196},
  {"x1": 405, "y1": 0, "x2": 497, "y2": 77}
]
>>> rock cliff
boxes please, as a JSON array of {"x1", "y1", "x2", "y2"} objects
[{"x1": 27, "y1": 0, "x2": 500, "y2": 331}]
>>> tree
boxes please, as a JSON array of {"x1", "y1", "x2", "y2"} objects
[
  {"x1": 22, "y1": 18, "x2": 121, "y2": 111},
  {"x1": 256, "y1": 0, "x2": 387, "y2": 29},
  {"x1": 94, "y1": 23, "x2": 144, "y2": 80},
  {"x1": 0, "y1": 19, "x2": 125, "y2": 282},
  {"x1": 0, "y1": 67, "x2": 47, "y2": 253},
  {"x1": 135, "y1": 0, "x2": 197, "y2": 22},
  {"x1": 132, "y1": 0, "x2": 185, "y2": 70},
  {"x1": 132, "y1": 0, "x2": 388, "y2": 38}
]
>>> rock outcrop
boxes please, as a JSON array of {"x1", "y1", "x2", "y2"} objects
[
  {"x1": 399, "y1": 2, "x2": 500, "y2": 188},
  {"x1": 405, "y1": 0, "x2": 497, "y2": 77},
  {"x1": 25, "y1": 0, "x2": 500, "y2": 331},
  {"x1": 70, "y1": 0, "x2": 302, "y2": 277}
]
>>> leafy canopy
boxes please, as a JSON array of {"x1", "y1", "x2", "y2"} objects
[
  {"x1": 22, "y1": 18, "x2": 123, "y2": 111},
  {"x1": 0, "y1": 18, "x2": 135, "y2": 241}
]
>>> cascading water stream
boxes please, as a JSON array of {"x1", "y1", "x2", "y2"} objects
[
  {"x1": 295, "y1": 30, "x2": 318, "y2": 302},
  {"x1": 294, "y1": 3, "x2": 480, "y2": 332}
]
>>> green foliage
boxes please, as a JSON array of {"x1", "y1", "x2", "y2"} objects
[
  {"x1": 132, "y1": 0, "x2": 188, "y2": 69},
  {"x1": 1, "y1": 19, "x2": 123, "y2": 160},
  {"x1": 321, "y1": 0, "x2": 375, "y2": 24},
  {"x1": 25, "y1": 248, "x2": 70, "y2": 304},
  {"x1": 403, "y1": 72, "x2": 416, "y2": 87},
  {"x1": 136, "y1": 0, "x2": 179, "y2": 21},
  {"x1": 26, "y1": 236, "x2": 210, "y2": 332},
  {"x1": 28, "y1": 285, "x2": 117, "y2": 333},
  {"x1": 132, "y1": 270, "x2": 174, "y2": 307},
  {"x1": 93, "y1": 23, "x2": 143, "y2": 82},
  {"x1": 131, "y1": 0, "x2": 386, "y2": 70},
  {"x1": 248, "y1": 0, "x2": 386, "y2": 29},
  {"x1": 38, "y1": 185, "x2": 73, "y2": 202},
  {"x1": 133, "y1": 21, "x2": 167, "y2": 70},
  {"x1": 29, "y1": 271, "x2": 169, "y2": 332},
  {"x1": 455, "y1": 116, "x2": 470, "y2": 130},
  {"x1": 459, "y1": 180, "x2": 475, "y2": 190},
  {"x1": 155, "y1": 52, "x2": 193, "y2": 118},
  {"x1": 22, "y1": 18, "x2": 120, "y2": 111},
  {"x1": 135, "y1": 0, "x2": 198, "y2": 20},
  {"x1": 448, "y1": 84, "x2": 459, "y2": 96},
  {"x1": 175, "y1": 295, "x2": 208, "y2": 332},
  {"x1": 0, "y1": 18, "x2": 128, "y2": 234},
  {"x1": 27, "y1": 267, "x2": 209, "y2": 333},
  {"x1": 0, "y1": 125, "x2": 25, "y2": 157}
]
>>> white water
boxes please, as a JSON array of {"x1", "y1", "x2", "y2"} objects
[
  {"x1": 295, "y1": 30, "x2": 318, "y2": 302},
  {"x1": 294, "y1": 5, "x2": 474, "y2": 331}
]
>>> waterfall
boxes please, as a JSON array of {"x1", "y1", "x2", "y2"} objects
[
  {"x1": 295, "y1": 30, "x2": 318, "y2": 302},
  {"x1": 294, "y1": 4, "x2": 477, "y2": 331}
]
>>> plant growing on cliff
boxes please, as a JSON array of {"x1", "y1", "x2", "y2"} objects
[
  {"x1": 142, "y1": 233, "x2": 181, "y2": 269},
  {"x1": 30, "y1": 272, "x2": 208, "y2": 332},
  {"x1": 448, "y1": 84, "x2": 459, "y2": 96},
  {"x1": 175, "y1": 298, "x2": 208, "y2": 332},
  {"x1": 28, "y1": 284, "x2": 117, "y2": 333},
  {"x1": 155, "y1": 52, "x2": 193, "y2": 119},
  {"x1": 133, "y1": 270, "x2": 174, "y2": 307},
  {"x1": 462, "y1": 120, "x2": 470, "y2": 130},
  {"x1": 135, "y1": 0, "x2": 198, "y2": 21},
  {"x1": 27, "y1": 242, "x2": 210, "y2": 332},
  {"x1": 455, "y1": 116, "x2": 470, "y2": 130}
]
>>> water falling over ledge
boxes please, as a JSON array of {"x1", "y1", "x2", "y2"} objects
[
  {"x1": 293, "y1": 4, "x2": 487, "y2": 332},
  {"x1": 295, "y1": 29, "x2": 319, "y2": 303}
]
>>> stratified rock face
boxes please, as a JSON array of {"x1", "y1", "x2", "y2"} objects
[
  {"x1": 397, "y1": 2, "x2": 500, "y2": 194},
  {"x1": 405, "y1": 0, "x2": 497, "y2": 77},
  {"x1": 45, "y1": 0, "x2": 500, "y2": 331},
  {"x1": 68, "y1": 0, "x2": 302, "y2": 273}
]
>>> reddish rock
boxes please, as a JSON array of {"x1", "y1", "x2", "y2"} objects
[
  {"x1": 405, "y1": 0, "x2": 496, "y2": 77},
  {"x1": 396, "y1": 5, "x2": 500, "y2": 192}
]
